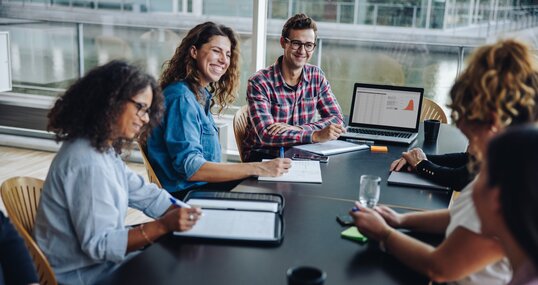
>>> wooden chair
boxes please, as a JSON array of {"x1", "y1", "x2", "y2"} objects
[
  {"x1": 233, "y1": 105, "x2": 250, "y2": 162},
  {"x1": 137, "y1": 141, "x2": 163, "y2": 188},
  {"x1": 420, "y1": 98, "x2": 448, "y2": 124},
  {"x1": 0, "y1": 176, "x2": 57, "y2": 285}
]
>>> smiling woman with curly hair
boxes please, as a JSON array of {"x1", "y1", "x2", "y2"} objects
[
  {"x1": 35, "y1": 60, "x2": 201, "y2": 285},
  {"x1": 147, "y1": 22, "x2": 291, "y2": 198}
]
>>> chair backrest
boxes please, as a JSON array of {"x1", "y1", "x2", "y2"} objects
[
  {"x1": 137, "y1": 141, "x2": 163, "y2": 188},
  {"x1": 1, "y1": 176, "x2": 57, "y2": 285},
  {"x1": 420, "y1": 98, "x2": 448, "y2": 124},
  {"x1": 233, "y1": 105, "x2": 250, "y2": 162}
]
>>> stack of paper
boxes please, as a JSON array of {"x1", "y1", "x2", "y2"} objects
[{"x1": 293, "y1": 140, "x2": 369, "y2": 155}]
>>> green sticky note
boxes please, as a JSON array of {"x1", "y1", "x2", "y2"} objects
[{"x1": 341, "y1": 226, "x2": 368, "y2": 243}]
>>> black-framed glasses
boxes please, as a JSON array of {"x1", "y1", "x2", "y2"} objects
[
  {"x1": 284, "y1": 37, "x2": 317, "y2": 52},
  {"x1": 128, "y1": 99, "x2": 150, "y2": 118}
]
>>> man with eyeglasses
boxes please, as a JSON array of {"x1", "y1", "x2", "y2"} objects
[{"x1": 242, "y1": 13, "x2": 345, "y2": 162}]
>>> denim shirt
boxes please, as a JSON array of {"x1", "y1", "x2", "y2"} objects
[{"x1": 147, "y1": 81, "x2": 221, "y2": 193}]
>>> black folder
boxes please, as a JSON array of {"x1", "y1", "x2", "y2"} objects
[{"x1": 173, "y1": 191, "x2": 284, "y2": 245}]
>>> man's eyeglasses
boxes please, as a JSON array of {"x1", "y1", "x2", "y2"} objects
[
  {"x1": 128, "y1": 99, "x2": 151, "y2": 118},
  {"x1": 284, "y1": 38, "x2": 317, "y2": 52}
]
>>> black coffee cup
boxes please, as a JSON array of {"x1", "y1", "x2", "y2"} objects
[
  {"x1": 424, "y1": 119, "x2": 441, "y2": 142},
  {"x1": 287, "y1": 266, "x2": 326, "y2": 285}
]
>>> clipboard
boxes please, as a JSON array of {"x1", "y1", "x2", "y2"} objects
[{"x1": 173, "y1": 191, "x2": 284, "y2": 245}]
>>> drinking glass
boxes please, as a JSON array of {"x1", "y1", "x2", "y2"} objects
[{"x1": 359, "y1": 175, "x2": 381, "y2": 208}]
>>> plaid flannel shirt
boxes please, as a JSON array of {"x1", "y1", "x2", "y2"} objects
[{"x1": 242, "y1": 56, "x2": 344, "y2": 161}]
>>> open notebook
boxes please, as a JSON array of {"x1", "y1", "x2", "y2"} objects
[{"x1": 173, "y1": 191, "x2": 284, "y2": 244}]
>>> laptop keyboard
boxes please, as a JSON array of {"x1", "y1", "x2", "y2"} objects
[{"x1": 347, "y1": 127, "x2": 412, "y2": 138}]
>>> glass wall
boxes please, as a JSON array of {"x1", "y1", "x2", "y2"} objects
[
  {"x1": 0, "y1": 18, "x2": 483, "y2": 114},
  {"x1": 1, "y1": 0, "x2": 538, "y2": 156}
]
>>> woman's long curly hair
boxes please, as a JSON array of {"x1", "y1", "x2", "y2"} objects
[
  {"x1": 47, "y1": 60, "x2": 164, "y2": 153},
  {"x1": 449, "y1": 39, "x2": 538, "y2": 128},
  {"x1": 449, "y1": 39, "x2": 538, "y2": 172},
  {"x1": 160, "y1": 22, "x2": 240, "y2": 114}
]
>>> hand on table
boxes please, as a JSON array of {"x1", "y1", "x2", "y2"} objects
[
  {"x1": 255, "y1": 158, "x2": 292, "y2": 177},
  {"x1": 312, "y1": 124, "x2": 346, "y2": 143},
  {"x1": 349, "y1": 202, "x2": 392, "y2": 241},
  {"x1": 374, "y1": 205, "x2": 404, "y2": 228},
  {"x1": 389, "y1": 148, "x2": 428, "y2": 172},
  {"x1": 159, "y1": 207, "x2": 202, "y2": 232}
]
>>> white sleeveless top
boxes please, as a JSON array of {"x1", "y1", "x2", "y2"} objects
[{"x1": 446, "y1": 177, "x2": 512, "y2": 285}]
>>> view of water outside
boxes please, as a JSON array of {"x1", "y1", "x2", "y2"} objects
[
  {"x1": 4, "y1": 22, "x2": 468, "y2": 117},
  {"x1": 3, "y1": 0, "x2": 537, "y2": 118}
]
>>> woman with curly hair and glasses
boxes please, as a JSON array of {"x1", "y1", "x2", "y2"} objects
[
  {"x1": 147, "y1": 22, "x2": 291, "y2": 198},
  {"x1": 350, "y1": 39, "x2": 538, "y2": 285},
  {"x1": 34, "y1": 61, "x2": 201, "y2": 285}
]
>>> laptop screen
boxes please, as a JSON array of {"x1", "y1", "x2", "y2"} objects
[{"x1": 349, "y1": 83, "x2": 424, "y2": 131}]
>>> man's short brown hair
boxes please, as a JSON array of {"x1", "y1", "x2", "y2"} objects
[{"x1": 281, "y1": 13, "x2": 317, "y2": 39}]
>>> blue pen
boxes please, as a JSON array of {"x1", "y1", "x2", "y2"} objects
[
  {"x1": 351, "y1": 207, "x2": 360, "y2": 212},
  {"x1": 169, "y1": 197, "x2": 191, "y2": 209},
  {"x1": 280, "y1": 146, "x2": 285, "y2": 158}
]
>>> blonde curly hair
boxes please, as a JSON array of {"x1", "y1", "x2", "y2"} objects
[
  {"x1": 449, "y1": 39, "x2": 538, "y2": 128},
  {"x1": 160, "y1": 22, "x2": 240, "y2": 114}
]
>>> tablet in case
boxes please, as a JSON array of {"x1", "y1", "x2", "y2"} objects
[{"x1": 173, "y1": 191, "x2": 284, "y2": 245}]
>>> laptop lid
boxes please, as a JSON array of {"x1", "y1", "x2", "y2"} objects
[{"x1": 348, "y1": 83, "x2": 424, "y2": 133}]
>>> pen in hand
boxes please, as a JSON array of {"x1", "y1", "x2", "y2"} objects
[
  {"x1": 280, "y1": 146, "x2": 285, "y2": 158},
  {"x1": 169, "y1": 197, "x2": 191, "y2": 209}
]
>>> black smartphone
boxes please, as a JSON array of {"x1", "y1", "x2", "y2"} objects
[
  {"x1": 336, "y1": 214, "x2": 354, "y2": 226},
  {"x1": 292, "y1": 153, "x2": 329, "y2": 163}
]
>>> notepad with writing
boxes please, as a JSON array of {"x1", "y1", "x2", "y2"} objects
[
  {"x1": 258, "y1": 160, "x2": 322, "y2": 183},
  {"x1": 173, "y1": 191, "x2": 284, "y2": 245},
  {"x1": 293, "y1": 140, "x2": 369, "y2": 155},
  {"x1": 387, "y1": 171, "x2": 450, "y2": 190}
]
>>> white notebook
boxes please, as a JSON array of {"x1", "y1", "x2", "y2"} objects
[
  {"x1": 174, "y1": 209, "x2": 277, "y2": 240},
  {"x1": 292, "y1": 140, "x2": 368, "y2": 155},
  {"x1": 258, "y1": 160, "x2": 322, "y2": 183},
  {"x1": 173, "y1": 197, "x2": 281, "y2": 242}
]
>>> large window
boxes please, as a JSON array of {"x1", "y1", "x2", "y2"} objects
[{"x1": 1, "y1": 0, "x2": 537, "y2": 157}]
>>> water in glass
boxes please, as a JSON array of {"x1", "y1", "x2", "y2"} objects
[{"x1": 359, "y1": 175, "x2": 381, "y2": 208}]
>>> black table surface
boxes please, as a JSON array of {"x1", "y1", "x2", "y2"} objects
[
  {"x1": 98, "y1": 123, "x2": 467, "y2": 285},
  {"x1": 238, "y1": 123, "x2": 467, "y2": 211}
]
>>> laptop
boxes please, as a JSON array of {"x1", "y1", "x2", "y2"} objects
[{"x1": 341, "y1": 83, "x2": 424, "y2": 144}]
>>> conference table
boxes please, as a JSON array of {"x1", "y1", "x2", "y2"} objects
[{"x1": 98, "y1": 123, "x2": 467, "y2": 285}]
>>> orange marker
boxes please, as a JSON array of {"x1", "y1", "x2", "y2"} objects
[{"x1": 370, "y1": 145, "x2": 388, "y2": 153}]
